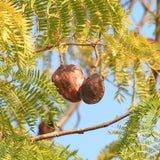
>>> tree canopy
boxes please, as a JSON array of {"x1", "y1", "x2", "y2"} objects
[{"x1": 0, "y1": 0, "x2": 160, "y2": 159}]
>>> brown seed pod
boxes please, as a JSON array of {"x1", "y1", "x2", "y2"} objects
[
  {"x1": 52, "y1": 64, "x2": 85, "y2": 102},
  {"x1": 80, "y1": 73, "x2": 105, "y2": 104},
  {"x1": 38, "y1": 120, "x2": 55, "y2": 140}
]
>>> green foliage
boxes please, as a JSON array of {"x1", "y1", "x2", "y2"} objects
[
  {"x1": 0, "y1": 0, "x2": 131, "y2": 131},
  {"x1": 116, "y1": 95, "x2": 160, "y2": 159},
  {"x1": 8, "y1": 0, "x2": 125, "y2": 48},
  {"x1": 97, "y1": 140, "x2": 120, "y2": 160},
  {"x1": 99, "y1": 96, "x2": 160, "y2": 160},
  {"x1": 101, "y1": 31, "x2": 160, "y2": 103},
  {"x1": 1, "y1": 0, "x2": 160, "y2": 159},
  {"x1": 0, "y1": 0, "x2": 35, "y2": 69},
  {"x1": 0, "y1": 0, "x2": 66, "y2": 132},
  {"x1": 0, "y1": 114, "x2": 82, "y2": 160},
  {"x1": 0, "y1": 132, "x2": 82, "y2": 160},
  {"x1": 0, "y1": 68, "x2": 64, "y2": 131}
]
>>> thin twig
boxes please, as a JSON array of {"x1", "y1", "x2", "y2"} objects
[
  {"x1": 74, "y1": 108, "x2": 81, "y2": 129},
  {"x1": 65, "y1": 42, "x2": 96, "y2": 46},
  {"x1": 58, "y1": 42, "x2": 65, "y2": 65},
  {"x1": 139, "y1": 0, "x2": 153, "y2": 13},
  {"x1": 128, "y1": 0, "x2": 136, "y2": 12},
  {"x1": 32, "y1": 112, "x2": 130, "y2": 141},
  {"x1": 35, "y1": 45, "x2": 55, "y2": 53},
  {"x1": 134, "y1": 0, "x2": 153, "y2": 35},
  {"x1": 90, "y1": 45, "x2": 100, "y2": 75},
  {"x1": 57, "y1": 42, "x2": 100, "y2": 73},
  {"x1": 35, "y1": 42, "x2": 109, "y2": 53},
  {"x1": 57, "y1": 101, "x2": 82, "y2": 130},
  {"x1": 156, "y1": 0, "x2": 160, "y2": 42}
]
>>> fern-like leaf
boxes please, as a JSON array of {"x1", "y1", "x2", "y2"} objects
[
  {"x1": 117, "y1": 95, "x2": 160, "y2": 159},
  {"x1": 0, "y1": 1, "x2": 34, "y2": 69},
  {"x1": 0, "y1": 68, "x2": 64, "y2": 131}
]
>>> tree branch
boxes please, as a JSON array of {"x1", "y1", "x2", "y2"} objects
[
  {"x1": 74, "y1": 108, "x2": 81, "y2": 129},
  {"x1": 35, "y1": 42, "x2": 109, "y2": 53},
  {"x1": 35, "y1": 45, "x2": 55, "y2": 53},
  {"x1": 57, "y1": 101, "x2": 82, "y2": 130},
  {"x1": 128, "y1": 0, "x2": 136, "y2": 12},
  {"x1": 134, "y1": 0, "x2": 153, "y2": 35},
  {"x1": 156, "y1": 0, "x2": 160, "y2": 42},
  {"x1": 139, "y1": 0, "x2": 152, "y2": 13},
  {"x1": 32, "y1": 112, "x2": 130, "y2": 141}
]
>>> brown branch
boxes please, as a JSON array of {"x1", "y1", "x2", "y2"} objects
[
  {"x1": 35, "y1": 43, "x2": 96, "y2": 53},
  {"x1": 65, "y1": 42, "x2": 96, "y2": 46},
  {"x1": 35, "y1": 45, "x2": 55, "y2": 53},
  {"x1": 156, "y1": 0, "x2": 160, "y2": 42},
  {"x1": 139, "y1": 0, "x2": 153, "y2": 13},
  {"x1": 3, "y1": 43, "x2": 99, "y2": 61},
  {"x1": 89, "y1": 45, "x2": 100, "y2": 75},
  {"x1": 74, "y1": 108, "x2": 81, "y2": 129},
  {"x1": 58, "y1": 42, "x2": 65, "y2": 65},
  {"x1": 35, "y1": 42, "x2": 109, "y2": 53},
  {"x1": 57, "y1": 101, "x2": 82, "y2": 129},
  {"x1": 57, "y1": 42, "x2": 97, "y2": 66},
  {"x1": 128, "y1": 0, "x2": 136, "y2": 12},
  {"x1": 37, "y1": 42, "x2": 101, "y2": 74},
  {"x1": 134, "y1": 0, "x2": 153, "y2": 35},
  {"x1": 32, "y1": 112, "x2": 130, "y2": 141}
]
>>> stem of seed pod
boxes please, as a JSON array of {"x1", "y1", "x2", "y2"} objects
[
  {"x1": 58, "y1": 42, "x2": 100, "y2": 71},
  {"x1": 90, "y1": 45, "x2": 100, "y2": 75},
  {"x1": 58, "y1": 42, "x2": 65, "y2": 65}
]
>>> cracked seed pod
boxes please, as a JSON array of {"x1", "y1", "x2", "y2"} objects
[
  {"x1": 80, "y1": 73, "x2": 105, "y2": 104},
  {"x1": 52, "y1": 64, "x2": 85, "y2": 102}
]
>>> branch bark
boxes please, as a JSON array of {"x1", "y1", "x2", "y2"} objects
[
  {"x1": 32, "y1": 112, "x2": 130, "y2": 141},
  {"x1": 134, "y1": 0, "x2": 153, "y2": 34},
  {"x1": 156, "y1": 0, "x2": 160, "y2": 42},
  {"x1": 129, "y1": 0, "x2": 136, "y2": 12},
  {"x1": 139, "y1": 0, "x2": 152, "y2": 13},
  {"x1": 57, "y1": 101, "x2": 82, "y2": 130},
  {"x1": 35, "y1": 42, "x2": 109, "y2": 53},
  {"x1": 35, "y1": 45, "x2": 55, "y2": 53}
]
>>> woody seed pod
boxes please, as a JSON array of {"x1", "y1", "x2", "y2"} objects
[
  {"x1": 80, "y1": 73, "x2": 105, "y2": 104},
  {"x1": 38, "y1": 120, "x2": 55, "y2": 140},
  {"x1": 52, "y1": 64, "x2": 85, "y2": 102}
]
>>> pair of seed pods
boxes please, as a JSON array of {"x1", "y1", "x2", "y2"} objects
[
  {"x1": 52, "y1": 43, "x2": 105, "y2": 104},
  {"x1": 52, "y1": 64, "x2": 105, "y2": 104}
]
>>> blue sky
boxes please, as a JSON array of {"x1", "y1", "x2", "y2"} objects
[
  {"x1": 54, "y1": 81, "x2": 131, "y2": 159},
  {"x1": 33, "y1": 1, "x2": 156, "y2": 160},
  {"x1": 53, "y1": 1, "x2": 156, "y2": 160}
]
